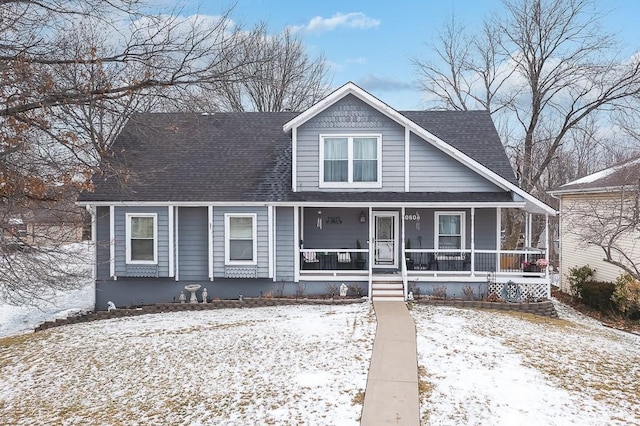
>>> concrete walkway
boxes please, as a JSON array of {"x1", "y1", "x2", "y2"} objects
[{"x1": 360, "y1": 301, "x2": 420, "y2": 425}]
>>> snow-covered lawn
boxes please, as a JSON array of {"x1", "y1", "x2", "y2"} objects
[
  {"x1": 0, "y1": 242, "x2": 94, "y2": 337},
  {"x1": 0, "y1": 304, "x2": 376, "y2": 425},
  {"x1": 2, "y1": 278, "x2": 640, "y2": 426},
  {"x1": 413, "y1": 302, "x2": 640, "y2": 425}
]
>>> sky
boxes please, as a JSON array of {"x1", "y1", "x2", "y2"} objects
[{"x1": 187, "y1": 0, "x2": 640, "y2": 110}]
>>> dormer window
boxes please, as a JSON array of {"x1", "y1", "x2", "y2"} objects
[{"x1": 319, "y1": 134, "x2": 382, "y2": 188}]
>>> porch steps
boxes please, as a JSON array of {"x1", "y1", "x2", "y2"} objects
[{"x1": 371, "y1": 278, "x2": 404, "y2": 302}]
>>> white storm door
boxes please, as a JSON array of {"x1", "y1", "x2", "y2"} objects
[{"x1": 373, "y1": 212, "x2": 398, "y2": 268}]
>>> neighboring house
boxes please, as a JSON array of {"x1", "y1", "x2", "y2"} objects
[
  {"x1": 1, "y1": 201, "x2": 88, "y2": 248},
  {"x1": 78, "y1": 82, "x2": 556, "y2": 308},
  {"x1": 550, "y1": 157, "x2": 640, "y2": 292}
]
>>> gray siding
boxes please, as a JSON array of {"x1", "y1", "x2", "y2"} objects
[
  {"x1": 409, "y1": 133, "x2": 502, "y2": 192},
  {"x1": 94, "y1": 278, "x2": 367, "y2": 308},
  {"x1": 178, "y1": 207, "x2": 208, "y2": 280},
  {"x1": 296, "y1": 94, "x2": 405, "y2": 192},
  {"x1": 275, "y1": 207, "x2": 295, "y2": 281},
  {"x1": 474, "y1": 209, "x2": 497, "y2": 249},
  {"x1": 403, "y1": 208, "x2": 496, "y2": 250},
  {"x1": 114, "y1": 206, "x2": 170, "y2": 277},
  {"x1": 96, "y1": 206, "x2": 111, "y2": 279},
  {"x1": 212, "y1": 206, "x2": 269, "y2": 278},
  {"x1": 302, "y1": 208, "x2": 369, "y2": 249}
]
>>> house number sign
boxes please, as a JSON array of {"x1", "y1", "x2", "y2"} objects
[{"x1": 404, "y1": 213, "x2": 421, "y2": 221}]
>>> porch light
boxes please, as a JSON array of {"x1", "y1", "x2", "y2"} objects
[{"x1": 359, "y1": 211, "x2": 366, "y2": 223}]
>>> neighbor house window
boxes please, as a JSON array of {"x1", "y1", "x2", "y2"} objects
[
  {"x1": 320, "y1": 134, "x2": 381, "y2": 187},
  {"x1": 126, "y1": 213, "x2": 157, "y2": 264},
  {"x1": 435, "y1": 212, "x2": 465, "y2": 250},
  {"x1": 225, "y1": 214, "x2": 257, "y2": 264}
]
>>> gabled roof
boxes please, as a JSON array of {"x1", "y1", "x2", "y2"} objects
[
  {"x1": 79, "y1": 83, "x2": 555, "y2": 215},
  {"x1": 550, "y1": 155, "x2": 640, "y2": 195},
  {"x1": 284, "y1": 82, "x2": 553, "y2": 214},
  {"x1": 80, "y1": 112, "x2": 298, "y2": 202}
]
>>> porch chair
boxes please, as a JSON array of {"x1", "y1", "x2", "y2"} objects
[
  {"x1": 337, "y1": 251, "x2": 352, "y2": 269},
  {"x1": 302, "y1": 250, "x2": 320, "y2": 270},
  {"x1": 426, "y1": 253, "x2": 439, "y2": 270}
]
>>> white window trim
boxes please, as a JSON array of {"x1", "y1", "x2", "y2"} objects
[
  {"x1": 434, "y1": 211, "x2": 466, "y2": 252},
  {"x1": 319, "y1": 133, "x2": 383, "y2": 188},
  {"x1": 125, "y1": 213, "x2": 158, "y2": 265},
  {"x1": 224, "y1": 213, "x2": 258, "y2": 266}
]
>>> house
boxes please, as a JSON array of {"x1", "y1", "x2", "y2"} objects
[
  {"x1": 1, "y1": 200, "x2": 88, "y2": 249},
  {"x1": 549, "y1": 156, "x2": 640, "y2": 292},
  {"x1": 78, "y1": 82, "x2": 556, "y2": 308}
]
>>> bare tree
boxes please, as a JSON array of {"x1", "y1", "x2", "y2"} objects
[
  {"x1": 0, "y1": 0, "x2": 270, "y2": 303},
  {"x1": 415, "y1": 0, "x2": 640, "y2": 250},
  {"x1": 416, "y1": 0, "x2": 640, "y2": 191},
  {"x1": 215, "y1": 27, "x2": 331, "y2": 112}
]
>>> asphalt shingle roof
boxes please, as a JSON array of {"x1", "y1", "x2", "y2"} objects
[
  {"x1": 556, "y1": 155, "x2": 640, "y2": 193},
  {"x1": 80, "y1": 110, "x2": 517, "y2": 203}
]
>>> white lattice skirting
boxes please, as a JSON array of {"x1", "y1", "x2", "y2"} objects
[{"x1": 489, "y1": 281, "x2": 548, "y2": 301}]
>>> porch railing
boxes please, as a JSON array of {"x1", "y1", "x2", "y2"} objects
[
  {"x1": 298, "y1": 247, "x2": 547, "y2": 277},
  {"x1": 299, "y1": 249, "x2": 369, "y2": 272},
  {"x1": 405, "y1": 249, "x2": 547, "y2": 276}
]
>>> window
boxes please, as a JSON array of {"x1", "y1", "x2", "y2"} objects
[
  {"x1": 435, "y1": 212, "x2": 465, "y2": 250},
  {"x1": 225, "y1": 214, "x2": 257, "y2": 264},
  {"x1": 320, "y1": 134, "x2": 381, "y2": 187},
  {"x1": 126, "y1": 213, "x2": 157, "y2": 264}
]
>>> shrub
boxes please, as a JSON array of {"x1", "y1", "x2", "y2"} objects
[
  {"x1": 580, "y1": 280, "x2": 616, "y2": 313},
  {"x1": 612, "y1": 274, "x2": 640, "y2": 319},
  {"x1": 567, "y1": 265, "x2": 595, "y2": 297}
]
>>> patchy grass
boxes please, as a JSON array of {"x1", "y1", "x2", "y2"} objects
[
  {"x1": 0, "y1": 304, "x2": 376, "y2": 425},
  {"x1": 413, "y1": 301, "x2": 640, "y2": 425}
]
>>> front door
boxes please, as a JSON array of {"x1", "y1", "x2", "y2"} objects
[{"x1": 373, "y1": 212, "x2": 398, "y2": 268}]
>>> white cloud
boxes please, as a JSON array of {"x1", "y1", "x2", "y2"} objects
[
  {"x1": 347, "y1": 57, "x2": 367, "y2": 65},
  {"x1": 288, "y1": 12, "x2": 380, "y2": 34}
]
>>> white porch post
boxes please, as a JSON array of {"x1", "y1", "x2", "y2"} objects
[
  {"x1": 496, "y1": 207, "x2": 501, "y2": 274},
  {"x1": 545, "y1": 212, "x2": 550, "y2": 297},
  {"x1": 294, "y1": 206, "x2": 300, "y2": 283},
  {"x1": 87, "y1": 205, "x2": 96, "y2": 281},
  {"x1": 470, "y1": 207, "x2": 475, "y2": 277},
  {"x1": 208, "y1": 206, "x2": 213, "y2": 281},
  {"x1": 401, "y1": 206, "x2": 407, "y2": 300},
  {"x1": 109, "y1": 205, "x2": 116, "y2": 280},
  {"x1": 368, "y1": 206, "x2": 373, "y2": 299},
  {"x1": 526, "y1": 212, "x2": 532, "y2": 248},
  {"x1": 168, "y1": 206, "x2": 174, "y2": 278},
  {"x1": 268, "y1": 205, "x2": 274, "y2": 281}
]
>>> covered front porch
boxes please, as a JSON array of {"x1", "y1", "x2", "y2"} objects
[{"x1": 294, "y1": 205, "x2": 551, "y2": 299}]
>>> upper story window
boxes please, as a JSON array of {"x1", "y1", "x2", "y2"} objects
[
  {"x1": 435, "y1": 212, "x2": 465, "y2": 250},
  {"x1": 225, "y1": 213, "x2": 257, "y2": 265},
  {"x1": 126, "y1": 213, "x2": 157, "y2": 264},
  {"x1": 320, "y1": 134, "x2": 382, "y2": 188}
]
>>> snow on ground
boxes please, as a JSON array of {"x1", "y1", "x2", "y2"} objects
[
  {"x1": 2, "y1": 262, "x2": 640, "y2": 426},
  {"x1": 0, "y1": 242, "x2": 94, "y2": 338},
  {"x1": 0, "y1": 303, "x2": 376, "y2": 425},
  {"x1": 412, "y1": 301, "x2": 640, "y2": 425}
]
